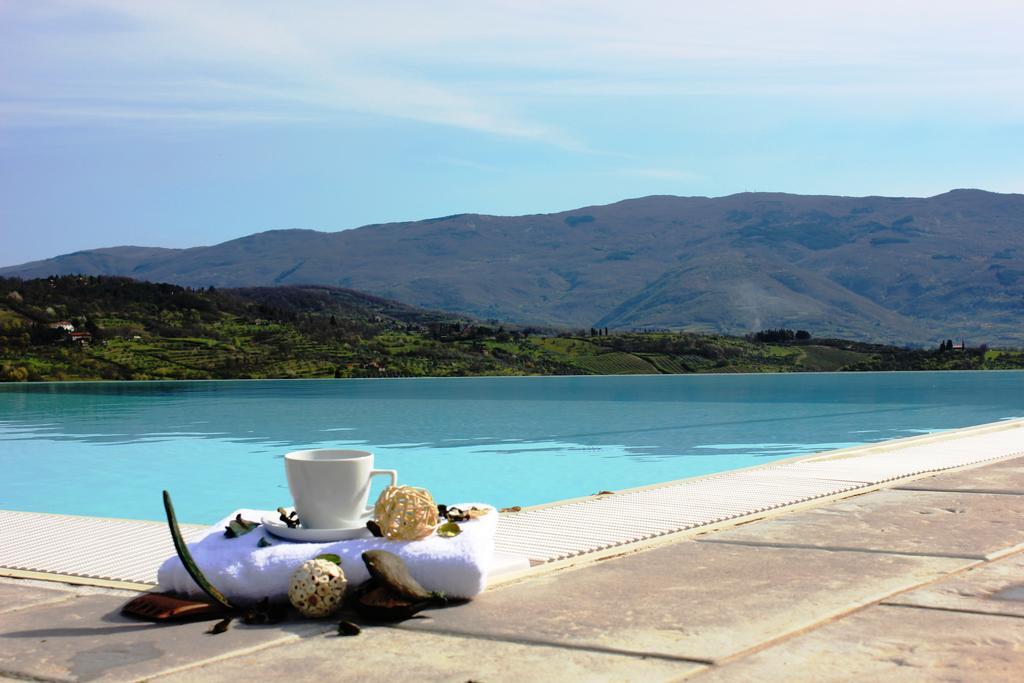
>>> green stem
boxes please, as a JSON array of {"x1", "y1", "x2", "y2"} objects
[{"x1": 162, "y1": 490, "x2": 234, "y2": 610}]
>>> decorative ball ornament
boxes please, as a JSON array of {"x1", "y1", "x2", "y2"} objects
[
  {"x1": 288, "y1": 558, "x2": 347, "y2": 618},
  {"x1": 373, "y1": 485, "x2": 439, "y2": 540}
]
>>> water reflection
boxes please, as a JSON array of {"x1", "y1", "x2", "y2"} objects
[{"x1": 1, "y1": 373, "x2": 1021, "y2": 523}]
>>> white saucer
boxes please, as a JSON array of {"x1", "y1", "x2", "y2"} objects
[{"x1": 261, "y1": 510, "x2": 374, "y2": 542}]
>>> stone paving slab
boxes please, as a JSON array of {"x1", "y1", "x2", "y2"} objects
[
  {"x1": 895, "y1": 458, "x2": 1024, "y2": 494},
  {"x1": 155, "y1": 623, "x2": 702, "y2": 683},
  {"x1": 702, "y1": 489, "x2": 1024, "y2": 559},
  {"x1": 395, "y1": 539, "x2": 965, "y2": 663},
  {"x1": 0, "y1": 594, "x2": 332, "y2": 683},
  {"x1": 693, "y1": 604, "x2": 1024, "y2": 682},
  {"x1": 0, "y1": 582, "x2": 74, "y2": 616},
  {"x1": 884, "y1": 550, "x2": 1024, "y2": 618}
]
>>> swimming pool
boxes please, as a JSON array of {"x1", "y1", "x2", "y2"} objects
[{"x1": 2, "y1": 372, "x2": 1021, "y2": 524}]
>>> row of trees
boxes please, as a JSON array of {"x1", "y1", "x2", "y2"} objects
[{"x1": 751, "y1": 328, "x2": 812, "y2": 343}]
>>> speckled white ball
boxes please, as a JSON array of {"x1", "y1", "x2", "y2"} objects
[{"x1": 288, "y1": 558, "x2": 347, "y2": 618}]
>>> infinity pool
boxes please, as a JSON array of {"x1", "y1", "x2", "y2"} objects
[{"x1": 1, "y1": 372, "x2": 1022, "y2": 524}]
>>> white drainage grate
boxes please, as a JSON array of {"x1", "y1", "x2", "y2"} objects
[
  {"x1": 0, "y1": 511, "x2": 206, "y2": 585},
  {"x1": 494, "y1": 422, "x2": 1024, "y2": 563}
]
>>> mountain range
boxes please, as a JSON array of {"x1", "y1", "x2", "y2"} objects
[{"x1": 4, "y1": 189, "x2": 1022, "y2": 345}]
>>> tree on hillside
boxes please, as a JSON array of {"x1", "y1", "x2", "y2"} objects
[{"x1": 753, "y1": 328, "x2": 796, "y2": 343}]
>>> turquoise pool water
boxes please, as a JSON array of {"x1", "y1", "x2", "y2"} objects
[{"x1": 1, "y1": 372, "x2": 1021, "y2": 524}]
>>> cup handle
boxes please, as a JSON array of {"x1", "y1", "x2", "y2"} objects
[{"x1": 364, "y1": 469, "x2": 398, "y2": 516}]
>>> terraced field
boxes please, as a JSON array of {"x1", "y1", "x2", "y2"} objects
[
  {"x1": 573, "y1": 351, "x2": 658, "y2": 375},
  {"x1": 0, "y1": 308, "x2": 30, "y2": 330},
  {"x1": 796, "y1": 344, "x2": 872, "y2": 370},
  {"x1": 639, "y1": 353, "x2": 716, "y2": 374}
]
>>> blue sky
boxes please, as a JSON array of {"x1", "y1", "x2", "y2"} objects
[{"x1": 2, "y1": 1, "x2": 1022, "y2": 266}]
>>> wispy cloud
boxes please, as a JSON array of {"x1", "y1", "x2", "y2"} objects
[
  {"x1": 0, "y1": 102, "x2": 316, "y2": 126},
  {"x1": 0, "y1": 1, "x2": 576, "y2": 145},
  {"x1": 436, "y1": 156, "x2": 506, "y2": 173},
  {"x1": 2, "y1": 1, "x2": 1022, "y2": 142},
  {"x1": 619, "y1": 167, "x2": 704, "y2": 183}
]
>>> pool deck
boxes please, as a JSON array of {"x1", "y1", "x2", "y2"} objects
[{"x1": 2, "y1": 425, "x2": 1024, "y2": 681}]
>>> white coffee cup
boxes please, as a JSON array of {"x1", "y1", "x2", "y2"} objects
[{"x1": 284, "y1": 449, "x2": 397, "y2": 529}]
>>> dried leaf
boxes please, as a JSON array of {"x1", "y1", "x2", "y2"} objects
[
  {"x1": 206, "y1": 617, "x2": 232, "y2": 635},
  {"x1": 315, "y1": 553, "x2": 341, "y2": 566},
  {"x1": 366, "y1": 519, "x2": 384, "y2": 537},
  {"x1": 593, "y1": 490, "x2": 615, "y2": 496},
  {"x1": 277, "y1": 507, "x2": 299, "y2": 528},
  {"x1": 352, "y1": 584, "x2": 434, "y2": 623},
  {"x1": 437, "y1": 504, "x2": 449, "y2": 520},
  {"x1": 337, "y1": 620, "x2": 361, "y2": 636},
  {"x1": 224, "y1": 514, "x2": 260, "y2": 538},
  {"x1": 499, "y1": 506, "x2": 522, "y2": 513},
  {"x1": 355, "y1": 552, "x2": 448, "y2": 623},
  {"x1": 242, "y1": 597, "x2": 287, "y2": 625},
  {"x1": 436, "y1": 521, "x2": 462, "y2": 537},
  {"x1": 446, "y1": 506, "x2": 490, "y2": 522},
  {"x1": 257, "y1": 537, "x2": 273, "y2": 548}
]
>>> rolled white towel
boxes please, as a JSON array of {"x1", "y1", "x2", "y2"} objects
[{"x1": 157, "y1": 504, "x2": 497, "y2": 604}]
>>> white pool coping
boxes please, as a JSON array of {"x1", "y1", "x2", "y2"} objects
[{"x1": 1, "y1": 418, "x2": 1022, "y2": 591}]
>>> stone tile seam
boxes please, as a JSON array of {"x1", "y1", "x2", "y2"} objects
[
  {"x1": 0, "y1": 667, "x2": 70, "y2": 683},
  {"x1": 892, "y1": 486, "x2": 1024, "y2": 496},
  {"x1": 0, "y1": 569, "x2": 151, "y2": 593},
  {"x1": 695, "y1": 539, "x2": 987, "y2": 561},
  {"x1": 984, "y1": 540, "x2": 1024, "y2": 562},
  {"x1": 0, "y1": 565, "x2": 128, "y2": 583},
  {"x1": 878, "y1": 601, "x2": 1024, "y2": 621},
  {"x1": 2, "y1": 559, "x2": 134, "y2": 581},
  {"x1": 829, "y1": 548, "x2": 1016, "y2": 618},
  {"x1": 679, "y1": 541, "x2": 1020, "y2": 678},
  {"x1": 387, "y1": 624, "x2": 717, "y2": 667},
  {"x1": 0, "y1": 594, "x2": 76, "y2": 618},
  {"x1": 702, "y1": 543, "x2": 1024, "y2": 670},
  {"x1": 131, "y1": 632, "x2": 324, "y2": 683},
  {"x1": 688, "y1": 565, "x2": 981, "y2": 670}
]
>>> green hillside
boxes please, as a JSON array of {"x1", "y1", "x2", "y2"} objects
[{"x1": 1, "y1": 276, "x2": 1021, "y2": 382}]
